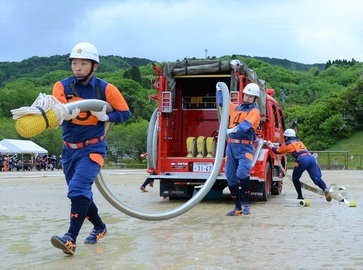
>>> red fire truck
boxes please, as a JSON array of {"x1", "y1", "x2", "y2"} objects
[{"x1": 145, "y1": 59, "x2": 287, "y2": 201}]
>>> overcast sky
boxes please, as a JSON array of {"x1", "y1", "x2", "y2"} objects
[{"x1": 0, "y1": 0, "x2": 362, "y2": 64}]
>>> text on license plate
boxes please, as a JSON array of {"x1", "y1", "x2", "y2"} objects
[{"x1": 193, "y1": 162, "x2": 213, "y2": 172}]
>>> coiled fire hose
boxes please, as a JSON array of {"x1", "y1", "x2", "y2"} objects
[
  {"x1": 11, "y1": 93, "x2": 113, "y2": 138},
  {"x1": 96, "y1": 82, "x2": 230, "y2": 220},
  {"x1": 11, "y1": 83, "x2": 230, "y2": 220}
]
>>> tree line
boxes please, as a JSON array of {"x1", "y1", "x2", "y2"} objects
[{"x1": 0, "y1": 55, "x2": 362, "y2": 162}]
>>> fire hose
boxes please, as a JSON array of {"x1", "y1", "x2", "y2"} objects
[
  {"x1": 11, "y1": 82, "x2": 230, "y2": 220},
  {"x1": 95, "y1": 82, "x2": 230, "y2": 220}
]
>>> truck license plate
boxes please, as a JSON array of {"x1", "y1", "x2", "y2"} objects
[{"x1": 193, "y1": 162, "x2": 213, "y2": 172}]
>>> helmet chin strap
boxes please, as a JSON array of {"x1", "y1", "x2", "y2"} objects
[
  {"x1": 243, "y1": 97, "x2": 258, "y2": 107},
  {"x1": 74, "y1": 62, "x2": 95, "y2": 83},
  {"x1": 242, "y1": 95, "x2": 258, "y2": 106}
]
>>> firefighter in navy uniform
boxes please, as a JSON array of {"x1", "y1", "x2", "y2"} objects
[
  {"x1": 51, "y1": 42, "x2": 131, "y2": 255},
  {"x1": 218, "y1": 83, "x2": 261, "y2": 216},
  {"x1": 266, "y1": 129, "x2": 332, "y2": 201}
]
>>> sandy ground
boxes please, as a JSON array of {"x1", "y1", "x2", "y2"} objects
[{"x1": 0, "y1": 169, "x2": 362, "y2": 270}]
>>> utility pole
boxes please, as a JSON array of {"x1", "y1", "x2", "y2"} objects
[{"x1": 205, "y1": 49, "x2": 208, "y2": 59}]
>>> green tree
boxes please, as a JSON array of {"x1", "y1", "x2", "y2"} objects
[
  {"x1": 0, "y1": 117, "x2": 18, "y2": 140},
  {"x1": 123, "y1": 70, "x2": 132, "y2": 80},
  {"x1": 106, "y1": 119, "x2": 149, "y2": 163},
  {"x1": 34, "y1": 128, "x2": 63, "y2": 155},
  {"x1": 35, "y1": 70, "x2": 71, "y2": 87},
  {"x1": 129, "y1": 66, "x2": 142, "y2": 84},
  {"x1": 338, "y1": 80, "x2": 363, "y2": 129},
  {"x1": 0, "y1": 54, "x2": 361, "y2": 160},
  {"x1": 100, "y1": 76, "x2": 157, "y2": 121},
  {"x1": 0, "y1": 79, "x2": 41, "y2": 117}
]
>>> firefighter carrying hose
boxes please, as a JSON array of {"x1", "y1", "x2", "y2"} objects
[
  {"x1": 50, "y1": 42, "x2": 131, "y2": 255},
  {"x1": 217, "y1": 83, "x2": 261, "y2": 216}
]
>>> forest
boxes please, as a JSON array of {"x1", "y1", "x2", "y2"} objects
[{"x1": 0, "y1": 54, "x2": 362, "y2": 163}]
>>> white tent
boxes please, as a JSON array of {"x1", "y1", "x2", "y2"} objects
[
  {"x1": 0, "y1": 139, "x2": 48, "y2": 155},
  {"x1": 0, "y1": 144, "x2": 9, "y2": 153}
]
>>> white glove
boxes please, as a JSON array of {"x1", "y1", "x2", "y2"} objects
[
  {"x1": 226, "y1": 127, "x2": 238, "y2": 135},
  {"x1": 64, "y1": 107, "x2": 80, "y2": 121},
  {"x1": 272, "y1": 143, "x2": 280, "y2": 147},
  {"x1": 91, "y1": 105, "x2": 109, "y2": 122},
  {"x1": 265, "y1": 140, "x2": 279, "y2": 148}
]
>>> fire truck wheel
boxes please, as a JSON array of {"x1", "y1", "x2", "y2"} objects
[
  {"x1": 271, "y1": 162, "x2": 285, "y2": 195},
  {"x1": 261, "y1": 161, "x2": 272, "y2": 201},
  {"x1": 271, "y1": 180, "x2": 283, "y2": 195}
]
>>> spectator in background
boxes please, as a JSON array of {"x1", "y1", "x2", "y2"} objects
[
  {"x1": 35, "y1": 156, "x2": 42, "y2": 171},
  {"x1": 334, "y1": 158, "x2": 338, "y2": 169}
]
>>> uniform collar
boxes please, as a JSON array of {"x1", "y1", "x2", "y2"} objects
[
  {"x1": 241, "y1": 102, "x2": 257, "y2": 109},
  {"x1": 72, "y1": 75, "x2": 96, "y2": 88}
]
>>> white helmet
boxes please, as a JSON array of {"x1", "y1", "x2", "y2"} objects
[
  {"x1": 69, "y1": 42, "x2": 99, "y2": 63},
  {"x1": 230, "y1": 59, "x2": 241, "y2": 70},
  {"x1": 243, "y1": 83, "x2": 260, "y2": 97},
  {"x1": 283, "y1": 129, "x2": 296, "y2": 137}
]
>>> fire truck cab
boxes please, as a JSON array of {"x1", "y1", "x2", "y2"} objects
[{"x1": 145, "y1": 59, "x2": 287, "y2": 201}]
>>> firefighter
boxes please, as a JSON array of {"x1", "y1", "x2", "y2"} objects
[
  {"x1": 218, "y1": 82, "x2": 261, "y2": 216},
  {"x1": 266, "y1": 129, "x2": 332, "y2": 201},
  {"x1": 50, "y1": 42, "x2": 131, "y2": 255}
]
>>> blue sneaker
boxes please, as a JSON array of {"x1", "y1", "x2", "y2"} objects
[
  {"x1": 242, "y1": 203, "x2": 251, "y2": 215},
  {"x1": 226, "y1": 208, "x2": 242, "y2": 216},
  {"x1": 51, "y1": 234, "x2": 76, "y2": 255},
  {"x1": 84, "y1": 225, "x2": 107, "y2": 244}
]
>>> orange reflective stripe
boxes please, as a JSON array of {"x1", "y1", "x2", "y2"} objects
[
  {"x1": 245, "y1": 152, "x2": 253, "y2": 161},
  {"x1": 90, "y1": 153, "x2": 104, "y2": 167}
]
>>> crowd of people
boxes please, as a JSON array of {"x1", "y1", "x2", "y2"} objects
[{"x1": 0, "y1": 154, "x2": 61, "y2": 171}]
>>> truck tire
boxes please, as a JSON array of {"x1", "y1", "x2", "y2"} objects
[
  {"x1": 271, "y1": 181, "x2": 283, "y2": 195},
  {"x1": 261, "y1": 161, "x2": 272, "y2": 201},
  {"x1": 271, "y1": 168, "x2": 283, "y2": 196},
  {"x1": 271, "y1": 162, "x2": 285, "y2": 195}
]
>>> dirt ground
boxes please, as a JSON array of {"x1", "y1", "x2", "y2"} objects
[{"x1": 1, "y1": 169, "x2": 362, "y2": 270}]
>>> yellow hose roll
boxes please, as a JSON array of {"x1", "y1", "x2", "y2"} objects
[
  {"x1": 15, "y1": 109, "x2": 59, "y2": 138},
  {"x1": 186, "y1": 137, "x2": 196, "y2": 157},
  {"x1": 206, "y1": 137, "x2": 215, "y2": 157},
  {"x1": 196, "y1": 136, "x2": 206, "y2": 157}
]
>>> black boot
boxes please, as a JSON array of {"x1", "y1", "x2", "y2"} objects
[
  {"x1": 227, "y1": 184, "x2": 242, "y2": 216},
  {"x1": 293, "y1": 179, "x2": 304, "y2": 199}
]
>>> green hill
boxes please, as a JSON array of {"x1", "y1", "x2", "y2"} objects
[
  {"x1": 328, "y1": 131, "x2": 363, "y2": 155},
  {"x1": 319, "y1": 131, "x2": 363, "y2": 169},
  {"x1": 329, "y1": 131, "x2": 363, "y2": 169}
]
